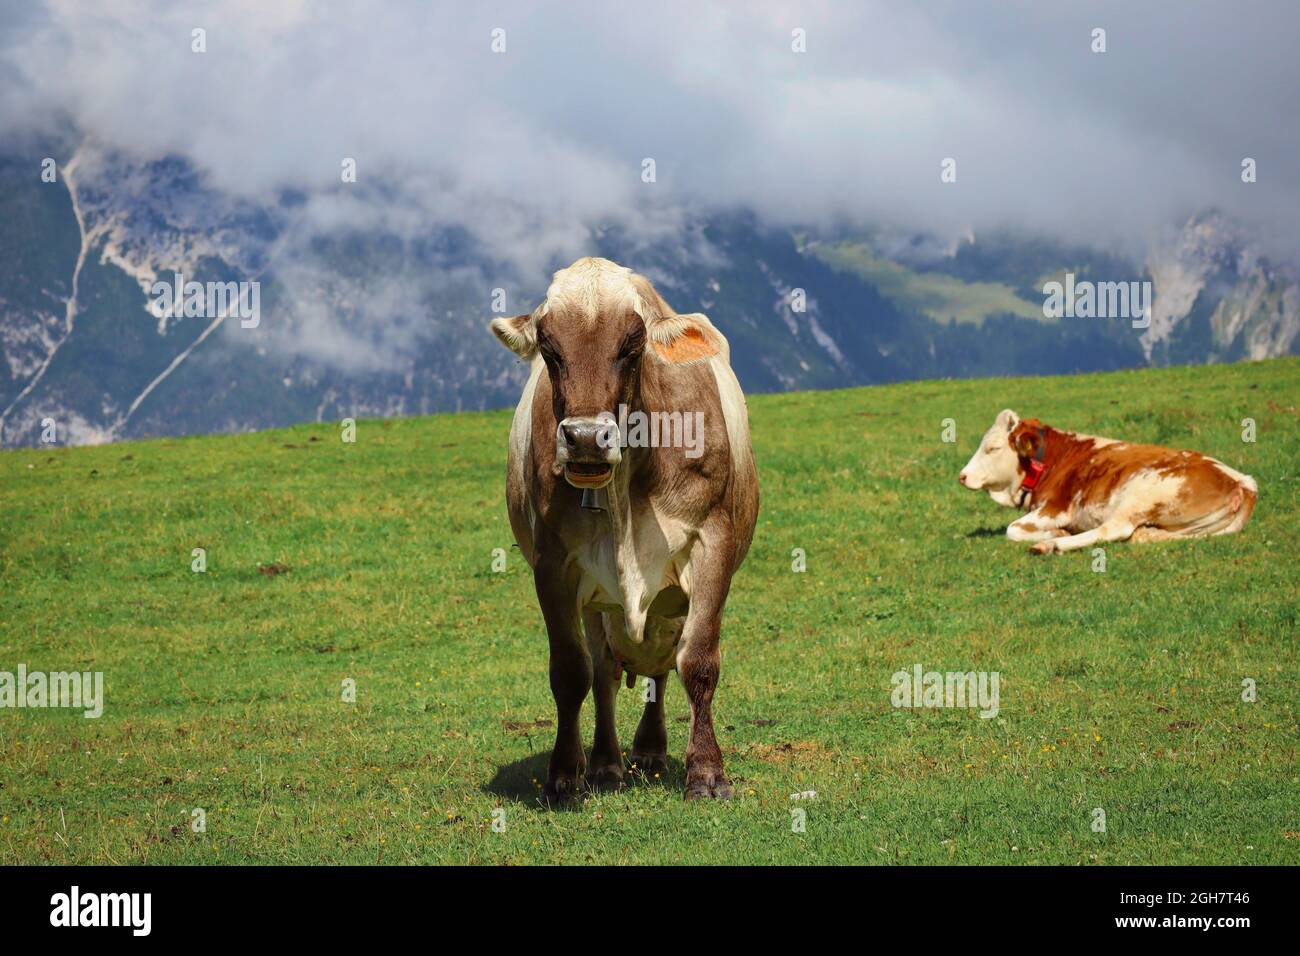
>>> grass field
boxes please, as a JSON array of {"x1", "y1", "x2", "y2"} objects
[
  {"x1": 1, "y1": 358, "x2": 1297, "y2": 865},
  {"x1": 806, "y1": 239, "x2": 1048, "y2": 325}
]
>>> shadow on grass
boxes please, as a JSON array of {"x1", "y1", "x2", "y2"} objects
[
  {"x1": 965, "y1": 526, "x2": 1005, "y2": 538},
  {"x1": 485, "y1": 749, "x2": 687, "y2": 810}
]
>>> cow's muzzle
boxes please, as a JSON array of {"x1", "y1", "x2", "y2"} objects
[{"x1": 557, "y1": 416, "x2": 620, "y2": 489}]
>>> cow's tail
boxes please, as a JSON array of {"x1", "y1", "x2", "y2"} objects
[
  {"x1": 1152, "y1": 472, "x2": 1257, "y2": 540},
  {"x1": 1186, "y1": 473, "x2": 1256, "y2": 538},
  {"x1": 1219, "y1": 474, "x2": 1257, "y2": 536}
]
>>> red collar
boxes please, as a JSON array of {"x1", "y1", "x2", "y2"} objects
[
  {"x1": 1015, "y1": 427, "x2": 1049, "y2": 506},
  {"x1": 1020, "y1": 458, "x2": 1047, "y2": 491}
]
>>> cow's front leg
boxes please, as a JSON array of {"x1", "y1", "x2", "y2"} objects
[
  {"x1": 584, "y1": 611, "x2": 625, "y2": 791},
  {"x1": 1006, "y1": 509, "x2": 1070, "y2": 543},
  {"x1": 535, "y1": 555, "x2": 592, "y2": 804},
  {"x1": 676, "y1": 519, "x2": 736, "y2": 800},
  {"x1": 1032, "y1": 516, "x2": 1136, "y2": 554},
  {"x1": 630, "y1": 673, "x2": 669, "y2": 777}
]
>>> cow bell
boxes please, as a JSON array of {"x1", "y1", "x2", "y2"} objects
[{"x1": 580, "y1": 487, "x2": 609, "y2": 512}]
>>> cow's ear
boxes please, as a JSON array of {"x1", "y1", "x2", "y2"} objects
[
  {"x1": 997, "y1": 408, "x2": 1020, "y2": 432},
  {"x1": 490, "y1": 313, "x2": 537, "y2": 359},
  {"x1": 649, "y1": 313, "x2": 722, "y2": 365},
  {"x1": 1012, "y1": 425, "x2": 1041, "y2": 459}
]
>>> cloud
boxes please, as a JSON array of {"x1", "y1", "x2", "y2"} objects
[{"x1": 3, "y1": 0, "x2": 1296, "y2": 324}]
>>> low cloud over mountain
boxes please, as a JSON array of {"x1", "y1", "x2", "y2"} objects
[{"x1": 1, "y1": 2, "x2": 1297, "y2": 445}]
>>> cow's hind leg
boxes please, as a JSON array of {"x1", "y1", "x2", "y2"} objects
[
  {"x1": 535, "y1": 555, "x2": 592, "y2": 804},
  {"x1": 676, "y1": 516, "x2": 736, "y2": 800},
  {"x1": 1130, "y1": 526, "x2": 1178, "y2": 543},
  {"x1": 630, "y1": 673, "x2": 670, "y2": 778},
  {"x1": 584, "y1": 611, "x2": 625, "y2": 792}
]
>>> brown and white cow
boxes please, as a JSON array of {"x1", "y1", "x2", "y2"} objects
[
  {"x1": 958, "y1": 410, "x2": 1257, "y2": 554},
  {"x1": 490, "y1": 257, "x2": 759, "y2": 801}
]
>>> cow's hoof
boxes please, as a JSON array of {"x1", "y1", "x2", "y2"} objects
[
  {"x1": 540, "y1": 773, "x2": 584, "y2": 805},
  {"x1": 684, "y1": 773, "x2": 733, "y2": 800},
  {"x1": 1029, "y1": 540, "x2": 1056, "y2": 555},
  {"x1": 585, "y1": 764, "x2": 626, "y2": 792},
  {"x1": 629, "y1": 752, "x2": 670, "y2": 777}
]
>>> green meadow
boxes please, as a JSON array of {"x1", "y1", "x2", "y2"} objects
[
  {"x1": 805, "y1": 239, "x2": 1047, "y2": 325},
  {"x1": 1, "y1": 358, "x2": 1297, "y2": 865}
]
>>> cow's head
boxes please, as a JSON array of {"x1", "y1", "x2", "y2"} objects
[
  {"x1": 490, "y1": 258, "x2": 721, "y2": 490},
  {"x1": 958, "y1": 409, "x2": 1034, "y2": 506}
]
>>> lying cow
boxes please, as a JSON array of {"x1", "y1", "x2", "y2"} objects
[
  {"x1": 958, "y1": 410, "x2": 1257, "y2": 554},
  {"x1": 490, "y1": 257, "x2": 759, "y2": 801}
]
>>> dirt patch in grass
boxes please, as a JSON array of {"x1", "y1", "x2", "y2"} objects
[
  {"x1": 503, "y1": 718, "x2": 553, "y2": 733},
  {"x1": 746, "y1": 740, "x2": 834, "y2": 764}
]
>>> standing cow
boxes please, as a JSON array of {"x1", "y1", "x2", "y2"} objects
[
  {"x1": 959, "y1": 409, "x2": 1257, "y2": 553},
  {"x1": 490, "y1": 257, "x2": 759, "y2": 801}
]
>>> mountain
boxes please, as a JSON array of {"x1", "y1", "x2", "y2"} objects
[
  {"x1": 2, "y1": 142, "x2": 1297, "y2": 448},
  {"x1": 1145, "y1": 212, "x2": 1300, "y2": 365}
]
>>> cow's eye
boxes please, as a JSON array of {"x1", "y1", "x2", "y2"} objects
[
  {"x1": 538, "y1": 339, "x2": 563, "y2": 366},
  {"x1": 617, "y1": 337, "x2": 644, "y2": 362}
]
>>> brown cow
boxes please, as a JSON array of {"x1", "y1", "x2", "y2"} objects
[
  {"x1": 959, "y1": 409, "x2": 1257, "y2": 553},
  {"x1": 490, "y1": 257, "x2": 759, "y2": 801}
]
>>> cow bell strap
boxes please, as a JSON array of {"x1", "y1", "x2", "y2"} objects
[{"x1": 1015, "y1": 426, "x2": 1049, "y2": 508}]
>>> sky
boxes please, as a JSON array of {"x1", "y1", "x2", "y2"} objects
[{"x1": 2, "y1": 0, "x2": 1297, "y2": 281}]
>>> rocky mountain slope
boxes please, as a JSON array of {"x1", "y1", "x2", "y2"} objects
[{"x1": 2, "y1": 144, "x2": 1296, "y2": 448}]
